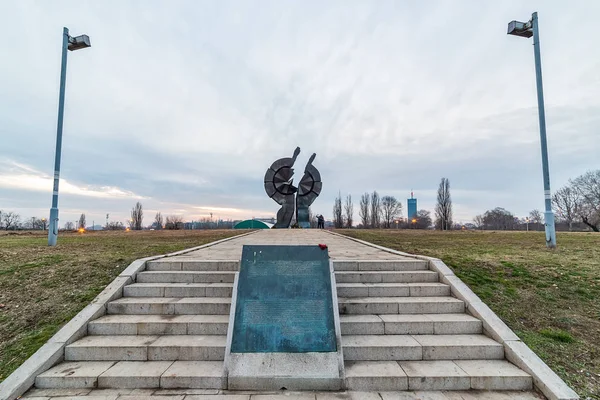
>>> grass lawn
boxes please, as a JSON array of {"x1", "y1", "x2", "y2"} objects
[
  {"x1": 338, "y1": 229, "x2": 600, "y2": 399},
  {"x1": 0, "y1": 229, "x2": 241, "y2": 383}
]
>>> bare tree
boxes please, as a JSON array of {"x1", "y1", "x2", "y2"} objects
[
  {"x1": 359, "y1": 193, "x2": 370, "y2": 228},
  {"x1": 131, "y1": 202, "x2": 144, "y2": 230},
  {"x1": 22, "y1": 218, "x2": 34, "y2": 230},
  {"x1": 78, "y1": 213, "x2": 86, "y2": 229},
  {"x1": 165, "y1": 215, "x2": 184, "y2": 230},
  {"x1": 106, "y1": 221, "x2": 125, "y2": 230},
  {"x1": 30, "y1": 218, "x2": 46, "y2": 230},
  {"x1": 64, "y1": 221, "x2": 75, "y2": 231},
  {"x1": 154, "y1": 212, "x2": 164, "y2": 230},
  {"x1": 552, "y1": 186, "x2": 579, "y2": 231},
  {"x1": 483, "y1": 207, "x2": 517, "y2": 230},
  {"x1": 571, "y1": 170, "x2": 600, "y2": 232},
  {"x1": 528, "y1": 209, "x2": 543, "y2": 231},
  {"x1": 381, "y1": 196, "x2": 402, "y2": 228},
  {"x1": 473, "y1": 214, "x2": 484, "y2": 230},
  {"x1": 435, "y1": 178, "x2": 453, "y2": 230},
  {"x1": 332, "y1": 192, "x2": 344, "y2": 228},
  {"x1": 415, "y1": 209, "x2": 433, "y2": 229},
  {"x1": 2, "y1": 211, "x2": 20, "y2": 230},
  {"x1": 370, "y1": 191, "x2": 381, "y2": 228},
  {"x1": 344, "y1": 194, "x2": 354, "y2": 228},
  {"x1": 25, "y1": 218, "x2": 45, "y2": 230}
]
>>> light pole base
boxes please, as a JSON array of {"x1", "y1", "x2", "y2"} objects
[
  {"x1": 544, "y1": 211, "x2": 557, "y2": 249},
  {"x1": 48, "y1": 208, "x2": 59, "y2": 246}
]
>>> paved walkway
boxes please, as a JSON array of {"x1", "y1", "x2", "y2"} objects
[
  {"x1": 23, "y1": 388, "x2": 544, "y2": 399},
  {"x1": 169, "y1": 230, "x2": 412, "y2": 261}
]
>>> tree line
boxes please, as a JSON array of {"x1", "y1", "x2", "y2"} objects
[
  {"x1": 333, "y1": 191, "x2": 404, "y2": 228},
  {"x1": 332, "y1": 178, "x2": 453, "y2": 229},
  {"x1": 0, "y1": 202, "x2": 198, "y2": 231},
  {"x1": 472, "y1": 170, "x2": 600, "y2": 232}
]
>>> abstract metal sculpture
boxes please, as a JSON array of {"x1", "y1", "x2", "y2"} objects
[{"x1": 264, "y1": 147, "x2": 322, "y2": 228}]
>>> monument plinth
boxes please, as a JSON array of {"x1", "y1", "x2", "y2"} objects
[{"x1": 224, "y1": 245, "x2": 344, "y2": 391}]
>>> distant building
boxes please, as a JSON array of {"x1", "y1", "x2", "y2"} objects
[{"x1": 407, "y1": 191, "x2": 417, "y2": 221}]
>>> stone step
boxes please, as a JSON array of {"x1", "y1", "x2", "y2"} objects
[
  {"x1": 107, "y1": 297, "x2": 231, "y2": 315},
  {"x1": 340, "y1": 314, "x2": 482, "y2": 335},
  {"x1": 400, "y1": 360, "x2": 532, "y2": 391},
  {"x1": 65, "y1": 335, "x2": 226, "y2": 361},
  {"x1": 160, "y1": 360, "x2": 226, "y2": 389},
  {"x1": 35, "y1": 361, "x2": 116, "y2": 388},
  {"x1": 136, "y1": 271, "x2": 235, "y2": 284},
  {"x1": 342, "y1": 335, "x2": 503, "y2": 361},
  {"x1": 35, "y1": 360, "x2": 530, "y2": 392},
  {"x1": 338, "y1": 297, "x2": 464, "y2": 315},
  {"x1": 124, "y1": 283, "x2": 233, "y2": 297},
  {"x1": 345, "y1": 361, "x2": 408, "y2": 391},
  {"x1": 335, "y1": 271, "x2": 438, "y2": 283},
  {"x1": 336, "y1": 282, "x2": 450, "y2": 297},
  {"x1": 35, "y1": 361, "x2": 226, "y2": 389},
  {"x1": 342, "y1": 334, "x2": 422, "y2": 361},
  {"x1": 88, "y1": 314, "x2": 229, "y2": 335},
  {"x1": 146, "y1": 259, "x2": 429, "y2": 272},
  {"x1": 146, "y1": 260, "x2": 238, "y2": 272},
  {"x1": 344, "y1": 360, "x2": 532, "y2": 391},
  {"x1": 333, "y1": 260, "x2": 429, "y2": 271}
]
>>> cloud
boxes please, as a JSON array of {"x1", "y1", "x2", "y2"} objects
[
  {"x1": 1, "y1": 0, "x2": 600, "y2": 226},
  {"x1": 0, "y1": 159, "x2": 146, "y2": 200}
]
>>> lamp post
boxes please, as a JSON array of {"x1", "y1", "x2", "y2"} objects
[
  {"x1": 507, "y1": 12, "x2": 556, "y2": 248},
  {"x1": 48, "y1": 27, "x2": 91, "y2": 246}
]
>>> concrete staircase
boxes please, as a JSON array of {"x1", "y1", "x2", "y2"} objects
[
  {"x1": 335, "y1": 260, "x2": 531, "y2": 391},
  {"x1": 34, "y1": 258, "x2": 533, "y2": 393}
]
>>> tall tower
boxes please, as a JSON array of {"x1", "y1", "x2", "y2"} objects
[{"x1": 407, "y1": 191, "x2": 417, "y2": 221}]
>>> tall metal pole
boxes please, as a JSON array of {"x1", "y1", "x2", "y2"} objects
[
  {"x1": 531, "y1": 12, "x2": 556, "y2": 249},
  {"x1": 48, "y1": 27, "x2": 70, "y2": 246}
]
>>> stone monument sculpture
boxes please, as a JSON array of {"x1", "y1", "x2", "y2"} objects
[{"x1": 264, "y1": 147, "x2": 322, "y2": 228}]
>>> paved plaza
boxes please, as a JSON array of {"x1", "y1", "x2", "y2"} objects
[{"x1": 169, "y1": 230, "x2": 414, "y2": 261}]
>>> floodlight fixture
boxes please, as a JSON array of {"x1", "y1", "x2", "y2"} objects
[
  {"x1": 68, "y1": 34, "x2": 91, "y2": 51},
  {"x1": 507, "y1": 20, "x2": 533, "y2": 38}
]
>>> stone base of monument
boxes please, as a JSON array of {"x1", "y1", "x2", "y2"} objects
[
  {"x1": 223, "y1": 245, "x2": 344, "y2": 391},
  {"x1": 227, "y1": 352, "x2": 342, "y2": 390}
]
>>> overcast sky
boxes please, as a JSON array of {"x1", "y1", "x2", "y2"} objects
[{"x1": 1, "y1": 0, "x2": 599, "y2": 227}]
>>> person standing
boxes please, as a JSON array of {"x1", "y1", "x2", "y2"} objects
[{"x1": 317, "y1": 214, "x2": 325, "y2": 229}]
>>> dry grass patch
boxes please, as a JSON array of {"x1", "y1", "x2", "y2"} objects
[
  {"x1": 0, "y1": 229, "x2": 242, "y2": 382},
  {"x1": 338, "y1": 229, "x2": 600, "y2": 398}
]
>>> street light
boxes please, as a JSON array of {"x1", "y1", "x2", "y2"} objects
[
  {"x1": 507, "y1": 12, "x2": 556, "y2": 248},
  {"x1": 47, "y1": 27, "x2": 91, "y2": 246}
]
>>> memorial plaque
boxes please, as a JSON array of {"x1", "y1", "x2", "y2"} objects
[{"x1": 231, "y1": 245, "x2": 336, "y2": 353}]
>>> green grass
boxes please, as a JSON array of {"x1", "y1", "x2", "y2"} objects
[
  {"x1": 540, "y1": 328, "x2": 575, "y2": 343},
  {"x1": 0, "y1": 229, "x2": 241, "y2": 382},
  {"x1": 338, "y1": 229, "x2": 600, "y2": 399}
]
